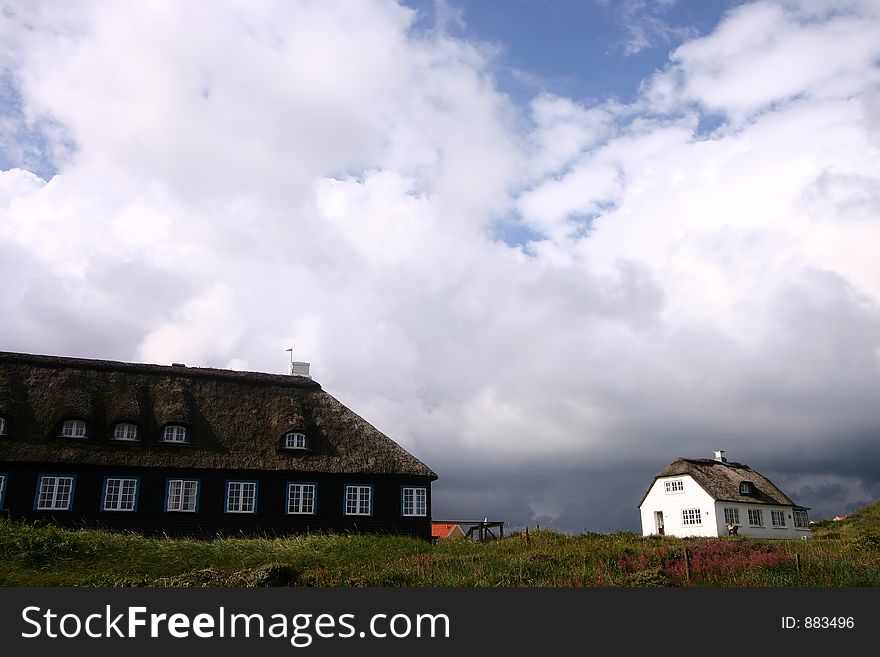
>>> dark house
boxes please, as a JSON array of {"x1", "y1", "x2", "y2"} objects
[{"x1": 0, "y1": 351, "x2": 436, "y2": 538}]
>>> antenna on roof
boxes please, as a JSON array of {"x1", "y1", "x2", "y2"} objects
[{"x1": 286, "y1": 347, "x2": 294, "y2": 363}]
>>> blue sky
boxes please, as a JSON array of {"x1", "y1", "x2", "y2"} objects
[
  {"x1": 2, "y1": 0, "x2": 880, "y2": 532},
  {"x1": 406, "y1": 0, "x2": 729, "y2": 104}
]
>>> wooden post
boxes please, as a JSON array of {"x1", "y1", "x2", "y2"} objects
[
  {"x1": 795, "y1": 553, "x2": 801, "y2": 574},
  {"x1": 524, "y1": 526, "x2": 531, "y2": 549},
  {"x1": 683, "y1": 547, "x2": 691, "y2": 583}
]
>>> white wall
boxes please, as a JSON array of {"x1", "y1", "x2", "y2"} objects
[
  {"x1": 713, "y1": 501, "x2": 811, "y2": 539},
  {"x1": 640, "y1": 475, "x2": 718, "y2": 538}
]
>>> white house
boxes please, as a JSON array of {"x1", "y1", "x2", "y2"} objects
[{"x1": 639, "y1": 451, "x2": 811, "y2": 539}]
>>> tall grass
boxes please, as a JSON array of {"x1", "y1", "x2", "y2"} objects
[{"x1": 2, "y1": 517, "x2": 879, "y2": 587}]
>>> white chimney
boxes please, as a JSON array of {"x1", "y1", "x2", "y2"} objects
[
  {"x1": 714, "y1": 450, "x2": 727, "y2": 463},
  {"x1": 289, "y1": 361, "x2": 311, "y2": 378}
]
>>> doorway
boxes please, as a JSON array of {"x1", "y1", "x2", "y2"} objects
[{"x1": 655, "y1": 511, "x2": 664, "y2": 535}]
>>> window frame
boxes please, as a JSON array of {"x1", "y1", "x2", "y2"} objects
[
  {"x1": 723, "y1": 507, "x2": 740, "y2": 525},
  {"x1": 0, "y1": 473, "x2": 7, "y2": 509},
  {"x1": 60, "y1": 419, "x2": 87, "y2": 438},
  {"x1": 739, "y1": 481, "x2": 753, "y2": 495},
  {"x1": 0, "y1": 416, "x2": 7, "y2": 436},
  {"x1": 283, "y1": 431, "x2": 308, "y2": 450},
  {"x1": 748, "y1": 508, "x2": 764, "y2": 527},
  {"x1": 162, "y1": 424, "x2": 189, "y2": 444},
  {"x1": 401, "y1": 486, "x2": 427, "y2": 517},
  {"x1": 681, "y1": 508, "x2": 702, "y2": 526},
  {"x1": 793, "y1": 509, "x2": 809, "y2": 529},
  {"x1": 344, "y1": 484, "x2": 373, "y2": 517},
  {"x1": 101, "y1": 476, "x2": 140, "y2": 512},
  {"x1": 164, "y1": 478, "x2": 200, "y2": 512},
  {"x1": 771, "y1": 510, "x2": 786, "y2": 527},
  {"x1": 286, "y1": 482, "x2": 317, "y2": 515},
  {"x1": 112, "y1": 422, "x2": 139, "y2": 442},
  {"x1": 664, "y1": 479, "x2": 684, "y2": 493},
  {"x1": 34, "y1": 474, "x2": 76, "y2": 511},
  {"x1": 225, "y1": 480, "x2": 258, "y2": 514}
]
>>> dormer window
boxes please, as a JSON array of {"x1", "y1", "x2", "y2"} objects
[
  {"x1": 0, "y1": 416, "x2": 6, "y2": 435},
  {"x1": 162, "y1": 425, "x2": 188, "y2": 443},
  {"x1": 739, "y1": 481, "x2": 753, "y2": 495},
  {"x1": 284, "y1": 432, "x2": 307, "y2": 450},
  {"x1": 61, "y1": 419, "x2": 87, "y2": 438},
  {"x1": 113, "y1": 423, "x2": 139, "y2": 441}
]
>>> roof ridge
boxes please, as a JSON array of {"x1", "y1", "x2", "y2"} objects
[{"x1": 0, "y1": 350, "x2": 321, "y2": 390}]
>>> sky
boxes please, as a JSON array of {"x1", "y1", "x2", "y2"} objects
[{"x1": 2, "y1": 0, "x2": 879, "y2": 533}]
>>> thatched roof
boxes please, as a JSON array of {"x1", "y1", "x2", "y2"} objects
[
  {"x1": 639, "y1": 457, "x2": 802, "y2": 508},
  {"x1": 0, "y1": 351, "x2": 436, "y2": 479}
]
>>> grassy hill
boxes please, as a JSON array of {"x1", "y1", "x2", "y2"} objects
[{"x1": 2, "y1": 502, "x2": 879, "y2": 586}]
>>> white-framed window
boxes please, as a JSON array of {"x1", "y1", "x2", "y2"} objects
[
  {"x1": 61, "y1": 419, "x2": 87, "y2": 438},
  {"x1": 664, "y1": 480, "x2": 684, "y2": 493},
  {"x1": 345, "y1": 485, "x2": 372, "y2": 516},
  {"x1": 226, "y1": 481, "x2": 257, "y2": 514},
  {"x1": 0, "y1": 474, "x2": 7, "y2": 508},
  {"x1": 113, "y1": 423, "x2": 138, "y2": 441},
  {"x1": 793, "y1": 509, "x2": 809, "y2": 529},
  {"x1": 402, "y1": 487, "x2": 427, "y2": 517},
  {"x1": 103, "y1": 478, "x2": 138, "y2": 511},
  {"x1": 166, "y1": 479, "x2": 199, "y2": 512},
  {"x1": 287, "y1": 483, "x2": 316, "y2": 515},
  {"x1": 681, "y1": 508, "x2": 701, "y2": 525},
  {"x1": 771, "y1": 510, "x2": 786, "y2": 527},
  {"x1": 284, "y1": 432, "x2": 307, "y2": 449},
  {"x1": 0, "y1": 416, "x2": 6, "y2": 435},
  {"x1": 739, "y1": 481, "x2": 753, "y2": 495},
  {"x1": 36, "y1": 475, "x2": 75, "y2": 510},
  {"x1": 162, "y1": 425, "x2": 188, "y2": 443},
  {"x1": 723, "y1": 507, "x2": 740, "y2": 525},
  {"x1": 748, "y1": 508, "x2": 764, "y2": 526}
]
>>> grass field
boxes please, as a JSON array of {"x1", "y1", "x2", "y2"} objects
[{"x1": 2, "y1": 503, "x2": 879, "y2": 586}]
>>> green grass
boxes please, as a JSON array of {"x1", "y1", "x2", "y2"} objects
[{"x1": 2, "y1": 504, "x2": 880, "y2": 586}]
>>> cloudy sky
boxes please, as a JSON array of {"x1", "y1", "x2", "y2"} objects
[{"x1": 2, "y1": 0, "x2": 879, "y2": 532}]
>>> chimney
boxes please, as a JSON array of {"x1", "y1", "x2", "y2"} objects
[
  {"x1": 714, "y1": 450, "x2": 727, "y2": 463},
  {"x1": 289, "y1": 361, "x2": 311, "y2": 378}
]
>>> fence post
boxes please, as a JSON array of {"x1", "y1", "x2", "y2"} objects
[{"x1": 795, "y1": 553, "x2": 801, "y2": 574}]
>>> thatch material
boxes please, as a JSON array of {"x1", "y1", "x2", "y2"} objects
[
  {"x1": 0, "y1": 351, "x2": 436, "y2": 478},
  {"x1": 638, "y1": 457, "x2": 800, "y2": 508}
]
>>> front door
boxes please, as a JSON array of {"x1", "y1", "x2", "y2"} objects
[{"x1": 655, "y1": 511, "x2": 664, "y2": 535}]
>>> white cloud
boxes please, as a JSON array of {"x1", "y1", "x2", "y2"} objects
[{"x1": 2, "y1": 0, "x2": 880, "y2": 529}]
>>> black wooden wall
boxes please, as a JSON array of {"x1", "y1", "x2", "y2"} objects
[{"x1": 0, "y1": 462, "x2": 433, "y2": 538}]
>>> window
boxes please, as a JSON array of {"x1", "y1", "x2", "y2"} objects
[
  {"x1": 284, "y1": 432, "x2": 307, "y2": 450},
  {"x1": 748, "y1": 508, "x2": 764, "y2": 526},
  {"x1": 287, "y1": 483, "x2": 316, "y2": 515},
  {"x1": 664, "y1": 480, "x2": 684, "y2": 493},
  {"x1": 0, "y1": 474, "x2": 6, "y2": 508},
  {"x1": 36, "y1": 475, "x2": 75, "y2": 510},
  {"x1": 162, "y1": 425, "x2": 188, "y2": 443},
  {"x1": 226, "y1": 481, "x2": 257, "y2": 514},
  {"x1": 723, "y1": 507, "x2": 740, "y2": 525},
  {"x1": 681, "y1": 508, "x2": 701, "y2": 525},
  {"x1": 61, "y1": 419, "x2": 87, "y2": 438},
  {"x1": 793, "y1": 509, "x2": 809, "y2": 529},
  {"x1": 345, "y1": 485, "x2": 372, "y2": 516},
  {"x1": 739, "y1": 481, "x2": 753, "y2": 495},
  {"x1": 771, "y1": 510, "x2": 786, "y2": 527},
  {"x1": 102, "y1": 478, "x2": 138, "y2": 511},
  {"x1": 166, "y1": 479, "x2": 199, "y2": 512},
  {"x1": 402, "y1": 487, "x2": 427, "y2": 517},
  {"x1": 113, "y1": 423, "x2": 138, "y2": 441},
  {"x1": 0, "y1": 417, "x2": 6, "y2": 435}
]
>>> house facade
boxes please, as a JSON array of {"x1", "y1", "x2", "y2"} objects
[
  {"x1": 0, "y1": 351, "x2": 436, "y2": 538},
  {"x1": 639, "y1": 451, "x2": 810, "y2": 539}
]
